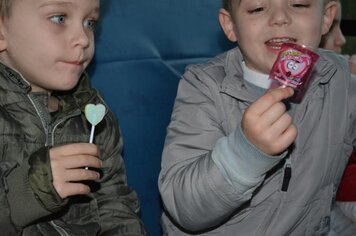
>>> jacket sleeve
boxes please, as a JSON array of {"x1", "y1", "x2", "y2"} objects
[
  {"x1": 94, "y1": 111, "x2": 147, "y2": 236},
  {"x1": 159, "y1": 67, "x2": 283, "y2": 232},
  {"x1": 1, "y1": 147, "x2": 63, "y2": 232},
  {"x1": 0, "y1": 162, "x2": 21, "y2": 234}
]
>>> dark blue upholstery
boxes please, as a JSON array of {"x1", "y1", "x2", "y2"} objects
[{"x1": 88, "y1": 1, "x2": 234, "y2": 235}]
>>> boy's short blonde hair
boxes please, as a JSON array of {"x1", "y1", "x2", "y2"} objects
[{"x1": 0, "y1": 0, "x2": 13, "y2": 18}]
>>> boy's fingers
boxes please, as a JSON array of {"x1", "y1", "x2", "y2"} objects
[
  {"x1": 279, "y1": 125, "x2": 298, "y2": 146},
  {"x1": 249, "y1": 87, "x2": 294, "y2": 116},
  {"x1": 54, "y1": 155, "x2": 102, "y2": 169},
  {"x1": 61, "y1": 183, "x2": 91, "y2": 197},
  {"x1": 267, "y1": 125, "x2": 297, "y2": 154},
  {"x1": 52, "y1": 143, "x2": 99, "y2": 157},
  {"x1": 68, "y1": 143, "x2": 99, "y2": 156},
  {"x1": 258, "y1": 101, "x2": 286, "y2": 127},
  {"x1": 268, "y1": 113, "x2": 293, "y2": 135},
  {"x1": 64, "y1": 169, "x2": 100, "y2": 182}
]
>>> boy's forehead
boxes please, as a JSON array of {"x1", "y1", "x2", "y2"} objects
[{"x1": 36, "y1": 0, "x2": 100, "y2": 7}]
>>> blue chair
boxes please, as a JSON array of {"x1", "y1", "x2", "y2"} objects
[{"x1": 88, "y1": 1, "x2": 234, "y2": 235}]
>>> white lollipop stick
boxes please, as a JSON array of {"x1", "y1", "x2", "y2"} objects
[
  {"x1": 89, "y1": 125, "x2": 95, "y2": 143},
  {"x1": 84, "y1": 103, "x2": 106, "y2": 169}
]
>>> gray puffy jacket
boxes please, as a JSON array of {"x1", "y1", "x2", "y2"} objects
[{"x1": 159, "y1": 47, "x2": 356, "y2": 235}]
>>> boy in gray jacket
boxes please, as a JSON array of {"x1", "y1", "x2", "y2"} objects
[
  {"x1": 0, "y1": 0, "x2": 146, "y2": 235},
  {"x1": 159, "y1": 0, "x2": 356, "y2": 235}
]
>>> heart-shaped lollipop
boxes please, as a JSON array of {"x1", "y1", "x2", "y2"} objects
[{"x1": 85, "y1": 103, "x2": 106, "y2": 143}]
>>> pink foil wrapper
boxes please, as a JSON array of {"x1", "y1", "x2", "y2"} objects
[{"x1": 269, "y1": 43, "x2": 319, "y2": 102}]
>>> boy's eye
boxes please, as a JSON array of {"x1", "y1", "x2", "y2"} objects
[
  {"x1": 84, "y1": 19, "x2": 97, "y2": 31},
  {"x1": 50, "y1": 15, "x2": 66, "y2": 24},
  {"x1": 248, "y1": 7, "x2": 265, "y2": 14}
]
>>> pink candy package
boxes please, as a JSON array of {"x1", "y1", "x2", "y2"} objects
[{"x1": 269, "y1": 43, "x2": 319, "y2": 102}]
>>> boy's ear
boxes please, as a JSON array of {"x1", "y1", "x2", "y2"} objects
[
  {"x1": 321, "y1": 1, "x2": 337, "y2": 35},
  {"x1": 218, "y1": 8, "x2": 238, "y2": 42}
]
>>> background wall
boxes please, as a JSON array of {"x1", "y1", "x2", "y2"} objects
[
  {"x1": 341, "y1": 0, "x2": 356, "y2": 54},
  {"x1": 88, "y1": 1, "x2": 233, "y2": 235}
]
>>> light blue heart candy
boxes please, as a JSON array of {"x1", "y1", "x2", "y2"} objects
[{"x1": 85, "y1": 104, "x2": 106, "y2": 126}]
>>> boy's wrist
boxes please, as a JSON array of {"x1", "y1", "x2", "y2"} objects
[{"x1": 212, "y1": 124, "x2": 286, "y2": 192}]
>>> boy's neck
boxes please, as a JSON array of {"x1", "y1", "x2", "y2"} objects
[
  {"x1": 48, "y1": 95, "x2": 59, "y2": 113},
  {"x1": 241, "y1": 61, "x2": 272, "y2": 89},
  {"x1": 30, "y1": 87, "x2": 59, "y2": 112}
]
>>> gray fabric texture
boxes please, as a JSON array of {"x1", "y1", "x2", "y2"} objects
[{"x1": 159, "y1": 47, "x2": 356, "y2": 235}]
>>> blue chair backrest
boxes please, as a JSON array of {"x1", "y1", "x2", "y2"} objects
[{"x1": 88, "y1": 1, "x2": 234, "y2": 235}]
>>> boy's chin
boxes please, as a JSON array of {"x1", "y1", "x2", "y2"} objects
[
  {"x1": 58, "y1": 78, "x2": 82, "y2": 91},
  {"x1": 65, "y1": 82, "x2": 81, "y2": 91}
]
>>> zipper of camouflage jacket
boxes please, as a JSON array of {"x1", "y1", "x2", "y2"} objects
[
  {"x1": 28, "y1": 94, "x2": 80, "y2": 235},
  {"x1": 46, "y1": 112, "x2": 79, "y2": 236},
  {"x1": 49, "y1": 110, "x2": 81, "y2": 145},
  {"x1": 27, "y1": 94, "x2": 51, "y2": 146},
  {"x1": 27, "y1": 93, "x2": 81, "y2": 146}
]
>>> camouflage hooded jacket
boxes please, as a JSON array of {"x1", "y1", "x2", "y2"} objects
[{"x1": 0, "y1": 63, "x2": 146, "y2": 235}]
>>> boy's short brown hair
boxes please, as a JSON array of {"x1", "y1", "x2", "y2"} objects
[
  {"x1": 222, "y1": 0, "x2": 235, "y2": 12},
  {"x1": 0, "y1": 0, "x2": 14, "y2": 19}
]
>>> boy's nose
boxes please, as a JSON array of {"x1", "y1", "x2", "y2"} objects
[
  {"x1": 268, "y1": 7, "x2": 291, "y2": 26},
  {"x1": 71, "y1": 26, "x2": 91, "y2": 49}
]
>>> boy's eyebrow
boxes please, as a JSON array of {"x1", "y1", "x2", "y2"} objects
[
  {"x1": 38, "y1": 1, "x2": 73, "y2": 8},
  {"x1": 38, "y1": 1, "x2": 100, "y2": 15}
]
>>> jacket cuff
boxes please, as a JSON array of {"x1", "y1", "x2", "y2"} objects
[
  {"x1": 28, "y1": 147, "x2": 67, "y2": 212},
  {"x1": 212, "y1": 125, "x2": 285, "y2": 192}
]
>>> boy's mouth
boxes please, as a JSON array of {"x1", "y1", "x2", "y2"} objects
[
  {"x1": 265, "y1": 38, "x2": 297, "y2": 51},
  {"x1": 65, "y1": 60, "x2": 84, "y2": 66}
]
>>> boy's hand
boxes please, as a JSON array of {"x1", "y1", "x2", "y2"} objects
[
  {"x1": 242, "y1": 87, "x2": 297, "y2": 156},
  {"x1": 49, "y1": 143, "x2": 102, "y2": 199}
]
